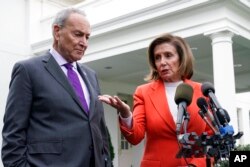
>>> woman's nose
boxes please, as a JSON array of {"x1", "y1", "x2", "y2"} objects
[{"x1": 160, "y1": 57, "x2": 167, "y2": 65}]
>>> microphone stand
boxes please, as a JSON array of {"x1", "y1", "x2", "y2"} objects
[
  {"x1": 205, "y1": 145, "x2": 212, "y2": 167},
  {"x1": 176, "y1": 130, "x2": 243, "y2": 167},
  {"x1": 183, "y1": 110, "x2": 190, "y2": 134},
  {"x1": 176, "y1": 105, "x2": 243, "y2": 167},
  {"x1": 176, "y1": 109, "x2": 193, "y2": 165}
]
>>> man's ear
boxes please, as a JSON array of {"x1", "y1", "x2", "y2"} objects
[{"x1": 53, "y1": 25, "x2": 61, "y2": 40}]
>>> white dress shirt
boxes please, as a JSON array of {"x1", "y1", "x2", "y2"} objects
[{"x1": 49, "y1": 48, "x2": 90, "y2": 109}]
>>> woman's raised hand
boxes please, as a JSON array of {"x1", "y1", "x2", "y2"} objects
[{"x1": 98, "y1": 95, "x2": 131, "y2": 118}]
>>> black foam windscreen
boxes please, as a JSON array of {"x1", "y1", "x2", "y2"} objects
[
  {"x1": 197, "y1": 97, "x2": 208, "y2": 109},
  {"x1": 174, "y1": 83, "x2": 193, "y2": 106},
  {"x1": 201, "y1": 82, "x2": 215, "y2": 97},
  {"x1": 218, "y1": 108, "x2": 231, "y2": 123}
]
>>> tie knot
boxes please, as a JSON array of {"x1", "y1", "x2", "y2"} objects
[{"x1": 64, "y1": 63, "x2": 73, "y2": 70}]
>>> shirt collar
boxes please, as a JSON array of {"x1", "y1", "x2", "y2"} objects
[
  {"x1": 164, "y1": 80, "x2": 183, "y2": 87},
  {"x1": 50, "y1": 48, "x2": 77, "y2": 69}
]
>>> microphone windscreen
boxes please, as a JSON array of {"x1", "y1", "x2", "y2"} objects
[
  {"x1": 201, "y1": 82, "x2": 215, "y2": 97},
  {"x1": 197, "y1": 97, "x2": 208, "y2": 109},
  {"x1": 217, "y1": 108, "x2": 231, "y2": 123},
  {"x1": 174, "y1": 83, "x2": 193, "y2": 106},
  {"x1": 224, "y1": 109, "x2": 231, "y2": 122}
]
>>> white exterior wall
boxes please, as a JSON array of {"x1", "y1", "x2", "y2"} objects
[
  {"x1": 28, "y1": 0, "x2": 62, "y2": 43},
  {"x1": 0, "y1": 1, "x2": 31, "y2": 167}
]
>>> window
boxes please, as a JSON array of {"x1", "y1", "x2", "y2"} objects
[
  {"x1": 249, "y1": 110, "x2": 250, "y2": 129},
  {"x1": 237, "y1": 108, "x2": 242, "y2": 132},
  {"x1": 121, "y1": 134, "x2": 131, "y2": 150}
]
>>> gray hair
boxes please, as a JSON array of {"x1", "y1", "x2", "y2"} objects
[{"x1": 52, "y1": 8, "x2": 86, "y2": 28}]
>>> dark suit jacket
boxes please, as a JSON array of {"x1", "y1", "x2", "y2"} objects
[{"x1": 2, "y1": 52, "x2": 111, "y2": 167}]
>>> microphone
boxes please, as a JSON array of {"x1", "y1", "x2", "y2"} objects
[
  {"x1": 174, "y1": 83, "x2": 194, "y2": 135},
  {"x1": 198, "y1": 110, "x2": 218, "y2": 133},
  {"x1": 201, "y1": 82, "x2": 230, "y2": 126},
  {"x1": 218, "y1": 108, "x2": 230, "y2": 124},
  {"x1": 197, "y1": 97, "x2": 219, "y2": 133}
]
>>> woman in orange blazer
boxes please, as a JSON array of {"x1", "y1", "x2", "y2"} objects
[{"x1": 99, "y1": 33, "x2": 211, "y2": 167}]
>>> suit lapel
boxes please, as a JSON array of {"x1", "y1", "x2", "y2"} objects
[
  {"x1": 43, "y1": 54, "x2": 87, "y2": 115},
  {"x1": 149, "y1": 80, "x2": 176, "y2": 132}
]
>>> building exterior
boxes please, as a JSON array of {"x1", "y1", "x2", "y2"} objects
[{"x1": 0, "y1": 0, "x2": 250, "y2": 167}]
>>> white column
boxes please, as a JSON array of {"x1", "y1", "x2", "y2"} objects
[
  {"x1": 207, "y1": 30, "x2": 238, "y2": 130},
  {"x1": 242, "y1": 107, "x2": 250, "y2": 145}
]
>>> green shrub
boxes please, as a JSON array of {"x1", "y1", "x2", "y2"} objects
[
  {"x1": 236, "y1": 144, "x2": 250, "y2": 151},
  {"x1": 215, "y1": 144, "x2": 250, "y2": 167},
  {"x1": 107, "y1": 128, "x2": 115, "y2": 166}
]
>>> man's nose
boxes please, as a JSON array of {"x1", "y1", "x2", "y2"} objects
[{"x1": 79, "y1": 37, "x2": 88, "y2": 47}]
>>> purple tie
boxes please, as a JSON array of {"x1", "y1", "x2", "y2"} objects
[{"x1": 64, "y1": 63, "x2": 89, "y2": 113}]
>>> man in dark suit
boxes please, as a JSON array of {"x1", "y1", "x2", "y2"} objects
[{"x1": 2, "y1": 8, "x2": 111, "y2": 167}]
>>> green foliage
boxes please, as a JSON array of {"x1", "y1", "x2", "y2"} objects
[
  {"x1": 215, "y1": 144, "x2": 250, "y2": 167},
  {"x1": 215, "y1": 159, "x2": 229, "y2": 167},
  {"x1": 107, "y1": 128, "x2": 115, "y2": 161},
  {"x1": 236, "y1": 144, "x2": 250, "y2": 151}
]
